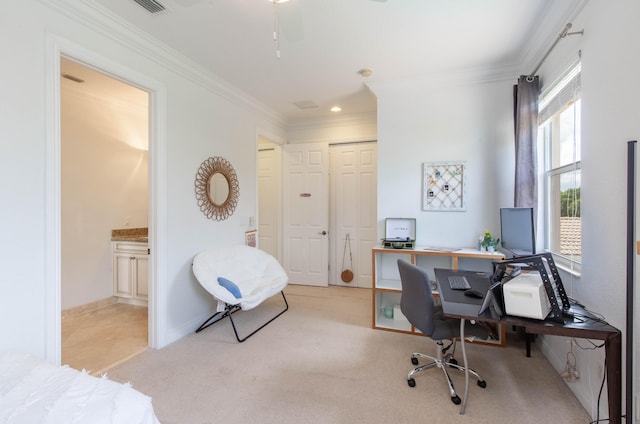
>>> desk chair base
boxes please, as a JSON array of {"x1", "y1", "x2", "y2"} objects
[{"x1": 406, "y1": 340, "x2": 486, "y2": 405}]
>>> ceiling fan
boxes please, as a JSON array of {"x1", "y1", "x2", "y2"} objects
[
  {"x1": 132, "y1": 0, "x2": 387, "y2": 58},
  {"x1": 270, "y1": 0, "x2": 387, "y2": 58}
]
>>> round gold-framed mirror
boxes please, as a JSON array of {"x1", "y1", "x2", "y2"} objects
[{"x1": 194, "y1": 156, "x2": 239, "y2": 221}]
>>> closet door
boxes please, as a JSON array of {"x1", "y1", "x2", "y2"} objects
[
  {"x1": 331, "y1": 142, "x2": 377, "y2": 288},
  {"x1": 282, "y1": 143, "x2": 329, "y2": 286}
]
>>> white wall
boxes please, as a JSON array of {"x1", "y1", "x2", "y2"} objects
[
  {"x1": 534, "y1": 0, "x2": 640, "y2": 418},
  {"x1": 372, "y1": 77, "x2": 514, "y2": 248},
  {"x1": 0, "y1": 0, "x2": 50, "y2": 358},
  {"x1": 288, "y1": 112, "x2": 377, "y2": 144},
  {"x1": 2, "y1": 0, "x2": 638, "y2": 417},
  {"x1": 0, "y1": 0, "x2": 286, "y2": 358},
  {"x1": 61, "y1": 76, "x2": 149, "y2": 310},
  {"x1": 371, "y1": 1, "x2": 640, "y2": 419}
]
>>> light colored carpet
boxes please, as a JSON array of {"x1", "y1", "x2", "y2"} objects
[{"x1": 106, "y1": 285, "x2": 591, "y2": 424}]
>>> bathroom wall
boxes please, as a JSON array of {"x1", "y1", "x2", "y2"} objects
[{"x1": 61, "y1": 64, "x2": 149, "y2": 310}]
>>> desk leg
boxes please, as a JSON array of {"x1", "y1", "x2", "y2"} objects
[
  {"x1": 525, "y1": 332, "x2": 534, "y2": 357},
  {"x1": 460, "y1": 318, "x2": 469, "y2": 415},
  {"x1": 605, "y1": 332, "x2": 622, "y2": 424}
]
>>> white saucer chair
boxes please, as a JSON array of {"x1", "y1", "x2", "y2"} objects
[{"x1": 192, "y1": 245, "x2": 289, "y2": 342}]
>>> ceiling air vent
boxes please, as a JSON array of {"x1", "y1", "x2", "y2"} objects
[
  {"x1": 133, "y1": 0, "x2": 166, "y2": 13},
  {"x1": 293, "y1": 101, "x2": 318, "y2": 110},
  {"x1": 61, "y1": 73, "x2": 85, "y2": 83}
]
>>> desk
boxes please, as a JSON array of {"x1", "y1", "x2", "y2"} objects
[
  {"x1": 371, "y1": 246, "x2": 504, "y2": 344},
  {"x1": 434, "y1": 268, "x2": 622, "y2": 422}
]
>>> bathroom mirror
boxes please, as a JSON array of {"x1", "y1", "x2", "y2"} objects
[
  {"x1": 209, "y1": 172, "x2": 229, "y2": 206},
  {"x1": 195, "y1": 156, "x2": 239, "y2": 221}
]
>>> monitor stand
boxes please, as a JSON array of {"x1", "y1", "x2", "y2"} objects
[{"x1": 495, "y1": 253, "x2": 571, "y2": 323}]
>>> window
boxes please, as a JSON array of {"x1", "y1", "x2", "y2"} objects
[{"x1": 539, "y1": 63, "x2": 581, "y2": 270}]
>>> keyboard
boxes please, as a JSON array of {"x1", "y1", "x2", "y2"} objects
[{"x1": 448, "y1": 275, "x2": 471, "y2": 290}]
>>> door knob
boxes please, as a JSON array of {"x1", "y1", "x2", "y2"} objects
[{"x1": 319, "y1": 231, "x2": 327, "y2": 235}]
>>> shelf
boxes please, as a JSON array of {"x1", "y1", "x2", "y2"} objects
[
  {"x1": 374, "y1": 291, "x2": 412, "y2": 332},
  {"x1": 371, "y1": 246, "x2": 505, "y2": 346},
  {"x1": 375, "y1": 278, "x2": 402, "y2": 291},
  {"x1": 374, "y1": 315, "x2": 412, "y2": 332}
]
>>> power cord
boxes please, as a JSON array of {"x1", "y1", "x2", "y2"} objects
[
  {"x1": 587, "y1": 357, "x2": 626, "y2": 423},
  {"x1": 560, "y1": 339, "x2": 580, "y2": 381},
  {"x1": 577, "y1": 347, "x2": 625, "y2": 423},
  {"x1": 573, "y1": 338, "x2": 606, "y2": 350}
]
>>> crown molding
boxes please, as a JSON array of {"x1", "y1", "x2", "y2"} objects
[
  {"x1": 38, "y1": 0, "x2": 287, "y2": 128},
  {"x1": 288, "y1": 111, "x2": 377, "y2": 130},
  {"x1": 513, "y1": 0, "x2": 589, "y2": 77},
  {"x1": 288, "y1": 133, "x2": 378, "y2": 145},
  {"x1": 287, "y1": 112, "x2": 377, "y2": 144},
  {"x1": 368, "y1": 0, "x2": 590, "y2": 97},
  {"x1": 366, "y1": 63, "x2": 517, "y2": 98}
]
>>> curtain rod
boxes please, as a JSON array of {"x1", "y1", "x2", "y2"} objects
[{"x1": 528, "y1": 23, "x2": 584, "y2": 78}]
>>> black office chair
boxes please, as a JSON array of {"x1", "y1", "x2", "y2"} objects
[{"x1": 397, "y1": 259, "x2": 487, "y2": 405}]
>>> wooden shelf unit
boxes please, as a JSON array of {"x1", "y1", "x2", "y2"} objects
[{"x1": 371, "y1": 246, "x2": 506, "y2": 346}]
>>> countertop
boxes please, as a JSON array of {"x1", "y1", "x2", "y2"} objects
[{"x1": 111, "y1": 227, "x2": 148, "y2": 243}]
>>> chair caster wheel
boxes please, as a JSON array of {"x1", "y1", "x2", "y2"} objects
[
  {"x1": 411, "y1": 357, "x2": 419, "y2": 365},
  {"x1": 407, "y1": 378, "x2": 416, "y2": 387},
  {"x1": 477, "y1": 380, "x2": 487, "y2": 388},
  {"x1": 451, "y1": 395, "x2": 461, "y2": 405}
]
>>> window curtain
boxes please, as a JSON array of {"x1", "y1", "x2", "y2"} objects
[{"x1": 513, "y1": 75, "x2": 540, "y2": 212}]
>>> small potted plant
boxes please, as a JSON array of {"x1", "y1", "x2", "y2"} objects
[{"x1": 481, "y1": 229, "x2": 500, "y2": 252}]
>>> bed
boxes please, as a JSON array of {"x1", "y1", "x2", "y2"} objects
[{"x1": 0, "y1": 352, "x2": 160, "y2": 424}]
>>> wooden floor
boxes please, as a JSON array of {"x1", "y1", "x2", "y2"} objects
[{"x1": 61, "y1": 302, "x2": 148, "y2": 375}]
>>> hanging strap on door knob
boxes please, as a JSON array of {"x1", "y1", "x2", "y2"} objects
[{"x1": 341, "y1": 234, "x2": 354, "y2": 283}]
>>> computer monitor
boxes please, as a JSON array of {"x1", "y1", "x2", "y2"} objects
[{"x1": 499, "y1": 207, "x2": 535, "y2": 257}]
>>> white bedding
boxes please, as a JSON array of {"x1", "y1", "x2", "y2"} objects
[{"x1": 0, "y1": 352, "x2": 160, "y2": 424}]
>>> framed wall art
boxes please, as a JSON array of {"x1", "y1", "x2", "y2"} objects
[
  {"x1": 245, "y1": 230, "x2": 257, "y2": 247},
  {"x1": 422, "y1": 161, "x2": 466, "y2": 211}
]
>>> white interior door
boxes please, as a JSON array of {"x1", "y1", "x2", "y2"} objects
[
  {"x1": 282, "y1": 143, "x2": 329, "y2": 286},
  {"x1": 258, "y1": 142, "x2": 281, "y2": 260},
  {"x1": 331, "y1": 143, "x2": 377, "y2": 288}
]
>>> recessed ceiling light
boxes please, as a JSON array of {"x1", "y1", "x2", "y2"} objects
[
  {"x1": 330, "y1": 106, "x2": 342, "y2": 112},
  {"x1": 358, "y1": 68, "x2": 373, "y2": 77}
]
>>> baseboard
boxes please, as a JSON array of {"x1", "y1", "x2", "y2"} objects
[{"x1": 115, "y1": 297, "x2": 148, "y2": 307}]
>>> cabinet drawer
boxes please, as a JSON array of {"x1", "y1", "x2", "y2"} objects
[{"x1": 112, "y1": 241, "x2": 149, "y2": 255}]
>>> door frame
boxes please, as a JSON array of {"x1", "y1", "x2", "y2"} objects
[
  {"x1": 257, "y1": 136, "x2": 283, "y2": 262},
  {"x1": 45, "y1": 35, "x2": 168, "y2": 363}
]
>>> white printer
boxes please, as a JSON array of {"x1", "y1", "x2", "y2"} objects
[{"x1": 503, "y1": 272, "x2": 551, "y2": 320}]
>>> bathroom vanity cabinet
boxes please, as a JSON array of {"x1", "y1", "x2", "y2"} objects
[{"x1": 112, "y1": 240, "x2": 149, "y2": 305}]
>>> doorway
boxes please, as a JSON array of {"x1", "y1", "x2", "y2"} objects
[
  {"x1": 257, "y1": 137, "x2": 282, "y2": 261},
  {"x1": 60, "y1": 58, "x2": 150, "y2": 373},
  {"x1": 258, "y1": 140, "x2": 377, "y2": 288}
]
